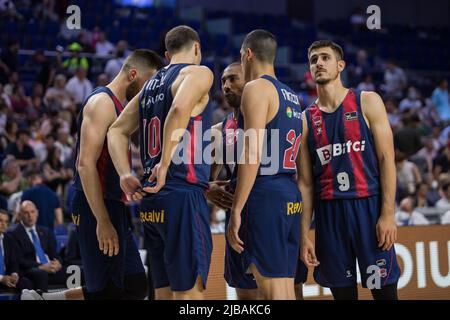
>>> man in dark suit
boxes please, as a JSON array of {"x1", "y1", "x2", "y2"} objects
[
  {"x1": 10, "y1": 200, "x2": 67, "y2": 292},
  {"x1": 0, "y1": 209, "x2": 33, "y2": 293}
]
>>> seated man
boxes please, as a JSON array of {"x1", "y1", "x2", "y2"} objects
[
  {"x1": 0, "y1": 209, "x2": 33, "y2": 294},
  {"x1": 9, "y1": 200, "x2": 67, "y2": 292}
]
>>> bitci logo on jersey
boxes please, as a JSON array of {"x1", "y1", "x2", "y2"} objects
[{"x1": 316, "y1": 140, "x2": 366, "y2": 165}]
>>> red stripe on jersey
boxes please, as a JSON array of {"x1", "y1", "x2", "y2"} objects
[
  {"x1": 342, "y1": 90, "x2": 369, "y2": 197},
  {"x1": 186, "y1": 116, "x2": 201, "y2": 184},
  {"x1": 110, "y1": 93, "x2": 124, "y2": 113},
  {"x1": 309, "y1": 106, "x2": 334, "y2": 199},
  {"x1": 97, "y1": 144, "x2": 109, "y2": 197}
]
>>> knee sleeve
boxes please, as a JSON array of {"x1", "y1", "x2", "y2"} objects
[
  {"x1": 371, "y1": 282, "x2": 398, "y2": 300},
  {"x1": 330, "y1": 286, "x2": 358, "y2": 300},
  {"x1": 123, "y1": 272, "x2": 148, "y2": 300}
]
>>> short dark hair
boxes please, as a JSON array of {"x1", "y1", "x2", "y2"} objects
[
  {"x1": 16, "y1": 129, "x2": 30, "y2": 139},
  {"x1": 165, "y1": 25, "x2": 200, "y2": 54},
  {"x1": 0, "y1": 209, "x2": 8, "y2": 217},
  {"x1": 308, "y1": 40, "x2": 344, "y2": 61},
  {"x1": 122, "y1": 49, "x2": 164, "y2": 72},
  {"x1": 443, "y1": 182, "x2": 450, "y2": 192},
  {"x1": 242, "y1": 29, "x2": 277, "y2": 64}
]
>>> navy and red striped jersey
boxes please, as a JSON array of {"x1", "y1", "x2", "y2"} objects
[
  {"x1": 230, "y1": 75, "x2": 303, "y2": 189},
  {"x1": 138, "y1": 64, "x2": 212, "y2": 189},
  {"x1": 220, "y1": 112, "x2": 239, "y2": 179},
  {"x1": 305, "y1": 89, "x2": 380, "y2": 200},
  {"x1": 73, "y1": 86, "x2": 128, "y2": 202}
]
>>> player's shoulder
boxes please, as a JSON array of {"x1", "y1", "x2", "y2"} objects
[
  {"x1": 180, "y1": 65, "x2": 213, "y2": 79},
  {"x1": 83, "y1": 92, "x2": 115, "y2": 117},
  {"x1": 360, "y1": 90, "x2": 383, "y2": 105},
  {"x1": 243, "y1": 78, "x2": 274, "y2": 96}
]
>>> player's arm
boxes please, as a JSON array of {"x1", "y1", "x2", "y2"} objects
[
  {"x1": 227, "y1": 80, "x2": 269, "y2": 253},
  {"x1": 210, "y1": 122, "x2": 224, "y2": 180},
  {"x1": 107, "y1": 90, "x2": 144, "y2": 201},
  {"x1": 206, "y1": 122, "x2": 234, "y2": 209},
  {"x1": 144, "y1": 66, "x2": 213, "y2": 193},
  {"x1": 298, "y1": 113, "x2": 319, "y2": 267},
  {"x1": 361, "y1": 91, "x2": 397, "y2": 251},
  {"x1": 77, "y1": 94, "x2": 119, "y2": 257}
]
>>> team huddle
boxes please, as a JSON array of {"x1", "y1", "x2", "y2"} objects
[{"x1": 21, "y1": 25, "x2": 400, "y2": 300}]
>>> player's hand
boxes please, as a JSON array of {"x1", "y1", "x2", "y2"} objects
[
  {"x1": 120, "y1": 173, "x2": 145, "y2": 201},
  {"x1": 376, "y1": 214, "x2": 397, "y2": 251},
  {"x1": 301, "y1": 237, "x2": 320, "y2": 267},
  {"x1": 10, "y1": 273, "x2": 19, "y2": 286},
  {"x1": 96, "y1": 219, "x2": 120, "y2": 257},
  {"x1": 226, "y1": 210, "x2": 244, "y2": 253},
  {"x1": 206, "y1": 181, "x2": 234, "y2": 209},
  {"x1": 143, "y1": 163, "x2": 167, "y2": 194}
]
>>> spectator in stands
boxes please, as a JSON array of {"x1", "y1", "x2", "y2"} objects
[
  {"x1": 33, "y1": 0, "x2": 58, "y2": 22},
  {"x1": 417, "y1": 136, "x2": 438, "y2": 179},
  {"x1": 382, "y1": 58, "x2": 407, "y2": 99},
  {"x1": 415, "y1": 182, "x2": 433, "y2": 208},
  {"x1": 0, "y1": 209, "x2": 33, "y2": 294},
  {"x1": 0, "y1": 39, "x2": 20, "y2": 74},
  {"x1": 0, "y1": 83, "x2": 11, "y2": 108},
  {"x1": 357, "y1": 74, "x2": 375, "y2": 92},
  {"x1": 21, "y1": 172, "x2": 63, "y2": 231},
  {"x1": 95, "y1": 32, "x2": 115, "y2": 57},
  {"x1": 10, "y1": 85, "x2": 31, "y2": 115},
  {"x1": 0, "y1": 119, "x2": 17, "y2": 159},
  {"x1": 42, "y1": 146, "x2": 71, "y2": 195},
  {"x1": 399, "y1": 86, "x2": 422, "y2": 112},
  {"x1": 385, "y1": 98, "x2": 401, "y2": 130},
  {"x1": 433, "y1": 140, "x2": 450, "y2": 179},
  {"x1": 395, "y1": 197, "x2": 430, "y2": 226},
  {"x1": 59, "y1": 42, "x2": 89, "y2": 77},
  {"x1": 0, "y1": 0, "x2": 23, "y2": 20},
  {"x1": 5, "y1": 129, "x2": 39, "y2": 170},
  {"x1": 441, "y1": 210, "x2": 450, "y2": 224},
  {"x1": 44, "y1": 74, "x2": 75, "y2": 113},
  {"x1": 349, "y1": 49, "x2": 371, "y2": 87},
  {"x1": 396, "y1": 150, "x2": 422, "y2": 198},
  {"x1": 65, "y1": 67, "x2": 93, "y2": 106},
  {"x1": 0, "y1": 157, "x2": 28, "y2": 198},
  {"x1": 104, "y1": 40, "x2": 129, "y2": 81},
  {"x1": 55, "y1": 127, "x2": 73, "y2": 165},
  {"x1": 10, "y1": 201, "x2": 66, "y2": 292},
  {"x1": 33, "y1": 49, "x2": 55, "y2": 90},
  {"x1": 431, "y1": 78, "x2": 450, "y2": 122},
  {"x1": 394, "y1": 114, "x2": 422, "y2": 157},
  {"x1": 303, "y1": 70, "x2": 317, "y2": 105},
  {"x1": 435, "y1": 182, "x2": 450, "y2": 211},
  {"x1": 96, "y1": 73, "x2": 109, "y2": 87}
]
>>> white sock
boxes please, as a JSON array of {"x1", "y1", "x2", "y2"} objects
[{"x1": 42, "y1": 291, "x2": 67, "y2": 300}]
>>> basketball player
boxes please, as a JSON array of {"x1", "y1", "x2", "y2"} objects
[
  {"x1": 227, "y1": 30, "x2": 303, "y2": 300},
  {"x1": 299, "y1": 40, "x2": 400, "y2": 300},
  {"x1": 21, "y1": 50, "x2": 164, "y2": 300},
  {"x1": 107, "y1": 25, "x2": 213, "y2": 300}
]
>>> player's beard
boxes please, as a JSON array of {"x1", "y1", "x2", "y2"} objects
[
  {"x1": 224, "y1": 93, "x2": 241, "y2": 109},
  {"x1": 315, "y1": 68, "x2": 339, "y2": 85},
  {"x1": 125, "y1": 79, "x2": 140, "y2": 101}
]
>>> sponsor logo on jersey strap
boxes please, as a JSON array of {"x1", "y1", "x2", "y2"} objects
[
  {"x1": 140, "y1": 210, "x2": 165, "y2": 223},
  {"x1": 71, "y1": 213, "x2": 80, "y2": 226},
  {"x1": 313, "y1": 116, "x2": 322, "y2": 134},
  {"x1": 316, "y1": 140, "x2": 366, "y2": 166},
  {"x1": 286, "y1": 106, "x2": 301, "y2": 119},
  {"x1": 345, "y1": 111, "x2": 358, "y2": 121},
  {"x1": 287, "y1": 201, "x2": 303, "y2": 215}
]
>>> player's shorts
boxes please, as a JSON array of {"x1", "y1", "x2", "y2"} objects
[
  {"x1": 140, "y1": 181, "x2": 212, "y2": 292},
  {"x1": 224, "y1": 207, "x2": 308, "y2": 288},
  {"x1": 313, "y1": 195, "x2": 401, "y2": 288},
  {"x1": 239, "y1": 174, "x2": 302, "y2": 279},
  {"x1": 71, "y1": 190, "x2": 145, "y2": 293}
]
